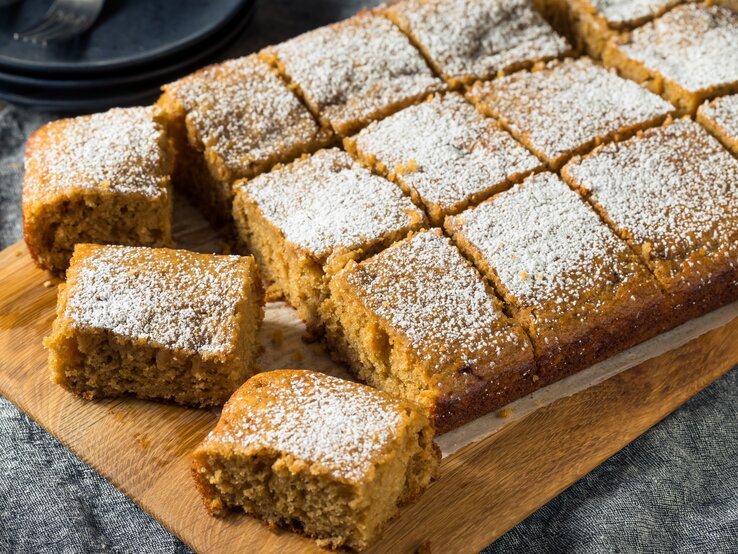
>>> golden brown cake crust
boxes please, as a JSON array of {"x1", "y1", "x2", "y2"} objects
[
  {"x1": 326, "y1": 229, "x2": 536, "y2": 433},
  {"x1": 446, "y1": 172, "x2": 667, "y2": 380},
  {"x1": 192, "y1": 370, "x2": 439, "y2": 551},
  {"x1": 467, "y1": 57, "x2": 674, "y2": 169},
  {"x1": 383, "y1": 0, "x2": 571, "y2": 87},
  {"x1": 23, "y1": 107, "x2": 173, "y2": 274},
  {"x1": 265, "y1": 11, "x2": 444, "y2": 136},
  {"x1": 562, "y1": 117, "x2": 738, "y2": 325},
  {"x1": 697, "y1": 93, "x2": 738, "y2": 158},
  {"x1": 47, "y1": 244, "x2": 264, "y2": 406},
  {"x1": 603, "y1": 3, "x2": 738, "y2": 114},
  {"x1": 345, "y1": 93, "x2": 541, "y2": 225},
  {"x1": 156, "y1": 54, "x2": 332, "y2": 224}
]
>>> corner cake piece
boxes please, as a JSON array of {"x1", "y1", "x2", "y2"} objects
[
  {"x1": 46, "y1": 244, "x2": 264, "y2": 406},
  {"x1": 562, "y1": 118, "x2": 738, "y2": 324},
  {"x1": 535, "y1": 0, "x2": 685, "y2": 57},
  {"x1": 324, "y1": 229, "x2": 536, "y2": 433},
  {"x1": 445, "y1": 172, "x2": 665, "y2": 381},
  {"x1": 23, "y1": 107, "x2": 173, "y2": 275},
  {"x1": 263, "y1": 12, "x2": 444, "y2": 136},
  {"x1": 467, "y1": 57, "x2": 674, "y2": 170},
  {"x1": 383, "y1": 0, "x2": 570, "y2": 87},
  {"x1": 603, "y1": 3, "x2": 738, "y2": 114},
  {"x1": 344, "y1": 93, "x2": 542, "y2": 225},
  {"x1": 156, "y1": 54, "x2": 331, "y2": 224},
  {"x1": 697, "y1": 93, "x2": 738, "y2": 157},
  {"x1": 192, "y1": 370, "x2": 439, "y2": 551},
  {"x1": 232, "y1": 148, "x2": 425, "y2": 336}
]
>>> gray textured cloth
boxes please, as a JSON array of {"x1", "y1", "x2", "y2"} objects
[{"x1": 1, "y1": 2, "x2": 738, "y2": 552}]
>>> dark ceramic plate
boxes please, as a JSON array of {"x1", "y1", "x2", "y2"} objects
[
  {"x1": 0, "y1": 0, "x2": 255, "y2": 112},
  {"x1": 0, "y1": 0, "x2": 251, "y2": 75}
]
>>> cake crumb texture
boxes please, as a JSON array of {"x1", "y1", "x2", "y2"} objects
[{"x1": 192, "y1": 370, "x2": 439, "y2": 551}]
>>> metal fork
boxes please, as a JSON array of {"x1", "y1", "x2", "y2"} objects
[{"x1": 14, "y1": 0, "x2": 104, "y2": 43}]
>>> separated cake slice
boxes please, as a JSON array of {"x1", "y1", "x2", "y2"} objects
[
  {"x1": 603, "y1": 3, "x2": 738, "y2": 114},
  {"x1": 192, "y1": 369, "x2": 439, "y2": 551},
  {"x1": 467, "y1": 57, "x2": 674, "y2": 170},
  {"x1": 344, "y1": 93, "x2": 542, "y2": 225},
  {"x1": 46, "y1": 244, "x2": 264, "y2": 406},
  {"x1": 263, "y1": 11, "x2": 444, "y2": 136},
  {"x1": 383, "y1": 0, "x2": 571, "y2": 88},
  {"x1": 445, "y1": 172, "x2": 666, "y2": 382},
  {"x1": 534, "y1": 0, "x2": 686, "y2": 57},
  {"x1": 697, "y1": 93, "x2": 738, "y2": 158},
  {"x1": 23, "y1": 107, "x2": 173, "y2": 275},
  {"x1": 156, "y1": 54, "x2": 332, "y2": 225},
  {"x1": 232, "y1": 148, "x2": 425, "y2": 337},
  {"x1": 324, "y1": 229, "x2": 536, "y2": 433},
  {"x1": 562, "y1": 118, "x2": 738, "y2": 325}
]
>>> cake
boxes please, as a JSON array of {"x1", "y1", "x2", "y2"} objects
[
  {"x1": 231, "y1": 148, "x2": 425, "y2": 337},
  {"x1": 46, "y1": 244, "x2": 264, "y2": 406},
  {"x1": 535, "y1": 0, "x2": 685, "y2": 57},
  {"x1": 323, "y1": 229, "x2": 536, "y2": 433},
  {"x1": 383, "y1": 0, "x2": 570, "y2": 88},
  {"x1": 156, "y1": 54, "x2": 332, "y2": 225},
  {"x1": 562, "y1": 118, "x2": 738, "y2": 324},
  {"x1": 467, "y1": 57, "x2": 675, "y2": 170},
  {"x1": 344, "y1": 93, "x2": 542, "y2": 225},
  {"x1": 192, "y1": 369, "x2": 440, "y2": 551},
  {"x1": 603, "y1": 3, "x2": 738, "y2": 114},
  {"x1": 697, "y1": 93, "x2": 738, "y2": 157},
  {"x1": 23, "y1": 107, "x2": 173, "y2": 275},
  {"x1": 445, "y1": 172, "x2": 666, "y2": 381},
  {"x1": 263, "y1": 12, "x2": 444, "y2": 136}
]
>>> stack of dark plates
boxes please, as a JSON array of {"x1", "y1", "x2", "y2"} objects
[{"x1": 0, "y1": 0, "x2": 255, "y2": 112}]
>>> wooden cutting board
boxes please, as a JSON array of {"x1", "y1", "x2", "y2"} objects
[{"x1": 2, "y1": 208, "x2": 737, "y2": 553}]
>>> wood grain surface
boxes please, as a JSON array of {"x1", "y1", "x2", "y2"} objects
[{"x1": 1, "y1": 223, "x2": 737, "y2": 553}]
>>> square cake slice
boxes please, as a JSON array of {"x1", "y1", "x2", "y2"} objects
[
  {"x1": 324, "y1": 229, "x2": 536, "y2": 433},
  {"x1": 697, "y1": 93, "x2": 738, "y2": 158},
  {"x1": 562, "y1": 118, "x2": 738, "y2": 324},
  {"x1": 232, "y1": 148, "x2": 425, "y2": 336},
  {"x1": 263, "y1": 12, "x2": 444, "y2": 136},
  {"x1": 468, "y1": 57, "x2": 674, "y2": 170},
  {"x1": 344, "y1": 93, "x2": 542, "y2": 225},
  {"x1": 192, "y1": 370, "x2": 439, "y2": 551},
  {"x1": 535, "y1": 0, "x2": 685, "y2": 57},
  {"x1": 46, "y1": 244, "x2": 264, "y2": 406},
  {"x1": 603, "y1": 3, "x2": 738, "y2": 114},
  {"x1": 156, "y1": 54, "x2": 332, "y2": 225},
  {"x1": 23, "y1": 107, "x2": 173, "y2": 275},
  {"x1": 446, "y1": 172, "x2": 665, "y2": 382},
  {"x1": 383, "y1": 0, "x2": 570, "y2": 87}
]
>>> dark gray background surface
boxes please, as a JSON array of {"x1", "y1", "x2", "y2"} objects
[{"x1": 1, "y1": 1, "x2": 737, "y2": 552}]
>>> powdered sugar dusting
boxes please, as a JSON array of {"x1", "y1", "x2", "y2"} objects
[
  {"x1": 239, "y1": 148, "x2": 422, "y2": 260},
  {"x1": 448, "y1": 173, "x2": 648, "y2": 316},
  {"x1": 345, "y1": 230, "x2": 525, "y2": 372},
  {"x1": 163, "y1": 55, "x2": 327, "y2": 180},
  {"x1": 388, "y1": 0, "x2": 569, "y2": 82},
  {"x1": 699, "y1": 93, "x2": 738, "y2": 144},
  {"x1": 470, "y1": 58, "x2": 673, "y2": 165},
  {"x1": 591, "y1": 0, "x2": 681, "y2": 26},
  {"x1": 270, "y1": 14, "x2": 443, "y2": 133},
  {"x1": 620, "y1": 4, "x2": 738, "y2": 93},
  {"x1": 26, "y1": 107, "x2": 168, "y2": 200},
  {"x1": 565, "y1": 118, "x2": 738, "y2": 270},
  {"x1": 209, "y1": 371, "x2": 406, "y2": 482},
  {"x1": 67, "y1": 245, "x2": 251, "y2": 357},
  {"x1": 352, "y1": 93, "x2": 540, "y2": 212}
]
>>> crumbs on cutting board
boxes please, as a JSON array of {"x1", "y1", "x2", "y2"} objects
[{"x1": 497, "y1": 407, "x2": 514, "y2": 419}]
